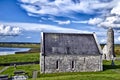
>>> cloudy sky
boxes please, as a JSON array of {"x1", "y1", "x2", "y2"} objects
[{"x1": 0, "y1": 0, "x2": 120, "y2": 43}]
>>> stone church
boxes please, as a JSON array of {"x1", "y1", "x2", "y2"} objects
[{"x1": 40, "y1": 32, "x2": 103, "y2": 73}]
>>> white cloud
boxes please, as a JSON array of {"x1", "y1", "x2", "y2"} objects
[
  {"x1": 72, "y1": 20, "x2": 88, "y2": 24},
  {"x1": 114, "y1": 36, "x2": 120, "y2": 43},
  {"x1": 73, "y1": 0, "x2": 120, "y2": 29},
  {"x1": 2, "y1": 22, "x2": 90, "y2": 33},
  {"x1": 14, "y1": 0, "x2": 120, "y2": 44},
  {"x1": 99, "y1": 38, "x2": 106, "y2": 43},
  {"x1": 99, "y1": 7, "x2": 120, "y2": 28},
  {"x1": 117, "y1": 36, "x2": 120, "y2": 41},
  {"x1": 41, "y1": 17, "x2": 48, "y2": 20},
  {"x1": 88, "y1": 18, "x2": 103, "y2": 25},
  {"x1": 54, "y1": 20, "x2": 71, "y2": 25},
  {"x1": 111, "y1": 2, "x2": 120, "y2": 15},
  {"x1": 46, "y1": 17, "x2": 71, "y2": 25},
  {"x1": 0, "y1": 24, "x2": 21, "y2": 36},
  {"x1": 106, "y1": 16, "x2": 118, "y2": 23},
  {"x1": 72, "y1": 18, "x2": 103, "y2": 25},
  {"x1": 97, "y1": 15, "x2": 120, "y2": 28},
  {"x1": 96, "y1": 1, "x2": 120, "y2": 29},
  {"x1": 87, "y1": 18, "x2": 103, "y2": 25},
  {"x1": 26, "y1": 36, "x2": 32, "y2": 39},
  {"x1": 18, "y1": 0, "x2": 120, "y2": 29},
  {"x1": 27, "y1": 13, "x2": 39, "y2": 17},
  {"x1": 18, "y1": 0, "x2": 117, "y2": 17},
  {"x1": 19, "y1": 0, "x2": 40, "y2": 3}
]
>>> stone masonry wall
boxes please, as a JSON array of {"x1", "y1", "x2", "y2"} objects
[{"x1": 40, "y1": 55, "x2": 102, "y2": 73}]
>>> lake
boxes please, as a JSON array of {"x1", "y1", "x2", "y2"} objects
[{"x1": 0, "y1": 47, "x2": 30, "y2": 55}]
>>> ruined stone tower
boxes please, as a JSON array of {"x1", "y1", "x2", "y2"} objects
[{"x1": 106, "y1": 27, "x2": 115, "y2": 60}]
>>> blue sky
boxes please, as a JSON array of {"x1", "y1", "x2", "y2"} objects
[{"x1": 0, "y1": 0, "x2": 120, "y2": 43}]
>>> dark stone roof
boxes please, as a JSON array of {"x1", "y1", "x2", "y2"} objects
[{"x1": 42, "y1": 33, "x2": 102, "y2": 55}]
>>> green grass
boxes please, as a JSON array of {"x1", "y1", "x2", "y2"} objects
[
  {"x1": 0, "y1": 60, "x2": 120, "y2": 80},
  {"x1": 0, "y1": 66, "x2": 4, "y2": 71},
  {"x1": 33, "y1": 74, "x2": 120, "y2": 80},
  {"x1": 0, "y1": 64, "x2": 40, "y2": 78},
  {"x1": 0, "y1": 53, "x2": 39, "y2": 63},
  {"x1": 37, "y1": 73, "x2": 120, "y2": 80},
  {"x1": 29, "y1": 60, "x2": 120, "y2": 80}
]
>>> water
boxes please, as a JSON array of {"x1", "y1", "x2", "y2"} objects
[{"x1": 0, "y1": 47, "x2": 30, "y2": 55}]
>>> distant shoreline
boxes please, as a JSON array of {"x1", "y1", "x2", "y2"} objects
[
  {"x1": 0, "y1": 42, "x2": 40, "y2": 44},
  {"x1": 0, "y1": 47, "x2": 31, "y2": 55},
  {"x1": 0, "y1": 43, "x2": 40, "y2": 48},
  {"x1": 0, "y1": 43, "x2": 40, "y2": 55}
]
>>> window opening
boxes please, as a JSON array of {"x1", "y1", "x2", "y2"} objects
[
  {"x1": 56, "y1": 60, "x2": 59, "y2": 69},
  {"x1": 71, "y1": 60, "x2": 74, "y2": 69}
]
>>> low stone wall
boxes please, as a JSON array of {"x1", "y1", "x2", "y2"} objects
[{"x1": 0, "y1": 61, "x2": 39, "y2": 66}]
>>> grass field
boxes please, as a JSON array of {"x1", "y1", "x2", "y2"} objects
[
  {"x1": 0, "y1": 54, "x2": 120, "y2": 80},
  {"x1": 114, "y1": 45, "x2": 120, "y2": 56},
  {"x1": 30, "y1": 60, "x2": 120, "y2": 80},
  {"x1": 0, "y1": 66, "x2": 4, "y2": 71},
  {"x1": 0, "y1": 64, "x2": 40, "y2": 78},
  {"x1": 0, "y1": 53, "x2": 39, "y2": 63},
  {"x1": 1, "y1": 60, "x2": 120, "y2": 80},
  {"x1": 35, "y1": 74, "x2": 120, "y2": 80}
]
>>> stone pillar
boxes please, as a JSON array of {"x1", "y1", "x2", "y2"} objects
[{"x1": 106, "y1": 27, "x2": 115, "y2": 60}]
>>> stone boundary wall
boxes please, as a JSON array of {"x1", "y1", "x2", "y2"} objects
[{"x1": 0, "y1": 61, "x2": 39, "y2": 66}]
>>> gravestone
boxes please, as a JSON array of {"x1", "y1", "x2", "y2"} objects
[
  {"x1": 32, "y1": 70, "x2": 38, "y2": 80},
  {"x1": 12, "y1": 71, "x2": 28, "y2": 80},
  {"x1": 0, "y1": 75, "x2": 8, "y2": 80}
]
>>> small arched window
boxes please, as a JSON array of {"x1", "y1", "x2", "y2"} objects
[
  {"x1": 71, "y1": 60, "x2": 74, "y2": 69},
  {"x1": 56, "y1": 60, "x2": 59, "y2": 69},
  {"x1": 84, "y1": 58, "x2": 85, "y2": 63}
]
